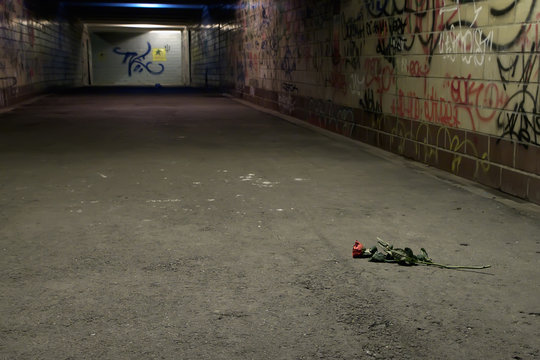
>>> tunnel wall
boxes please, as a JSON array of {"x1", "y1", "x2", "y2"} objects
[
  {"x1": 189, "y1": 5, "x2": 224, "y2": 89},
  {"x1": 190, "y1": 26, "x2": 222, "y2": 88},
  {"x1": 90, "y1": 30, "x2": 187, "y2": 86},
  {"x1": 221, "y1": 0, "x2": 540, "y2": 205},
  {"x1": 0, "y1": 1, "x2": 88, "y2": 107}
]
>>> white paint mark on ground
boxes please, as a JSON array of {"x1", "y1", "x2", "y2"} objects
[
  {"x1": 146, "y1": 199, "x2": 182, "y2": 203},
  {"x1": 240, "y1": 173, "x2": 279, "y2": 188},
  {"x1": 294, "y1": 178, "x2": 308, "y2": 182},
  {"x1": 207, "y1": 199, "x2": 215, "y2": 202},
  {"x1": 192, "y1": 182, "x2": 201, "y2": 185},
  {"x1": 98, "y1": 173, "x2": 108, "y2": 179},
  {"x1": 255, "y1": 179, "x2": 279, "y2": 188},
  {"x1": 240, "y1": 173, "x2": 255, "y2": 181}
]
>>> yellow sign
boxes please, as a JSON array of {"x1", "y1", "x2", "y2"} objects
[{"x1": 152, "y1": 48, "x2": 167, "y2": 62}]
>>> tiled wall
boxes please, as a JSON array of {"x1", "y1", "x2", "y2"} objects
[
  {"x1": 190, "y1": 26, "x2": 222, "y2": 88},
  {"x1": 0, "y1": 0, "x2": 88, "y2": 106},
  {"x1": 221, "y1": 0, "x2": 540, "y2": 205}
]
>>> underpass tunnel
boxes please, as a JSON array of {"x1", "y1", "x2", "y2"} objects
[
  {"x1": 1, "y1": 2, "x2": 540, "y2": 359},
  {"x1": 1, "y1": 0, "x2": 539, "y2": 204},
  {"x1": 20, "y1": 1, "x2": 235, "y2": 89},
  {"x1": 62, "y1": 1, "x2": 236, "y2": 88}
]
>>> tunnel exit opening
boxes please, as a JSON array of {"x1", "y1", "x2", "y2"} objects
[{"x1": 86, "y1": 24, "x2": 189, "y2": 87}]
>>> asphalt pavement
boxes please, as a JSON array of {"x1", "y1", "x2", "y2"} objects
[{"x1": 1, "y1": 87, "x2": 539, "y2": 359}]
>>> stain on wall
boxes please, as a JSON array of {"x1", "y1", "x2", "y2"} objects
[
  {"x1": 218, "y1": 0, "x2": 540, "y2": 204},
  {"x1": 0, "y1": 0, "x2": 88, "y2": 106}
]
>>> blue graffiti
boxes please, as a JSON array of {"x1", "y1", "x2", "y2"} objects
[
  {"x1": 280, "y1": 45, "x2": 296, "y2": 80},
  {"x1": 113, "y1": 42, "x2": 164, "y2": 76}
]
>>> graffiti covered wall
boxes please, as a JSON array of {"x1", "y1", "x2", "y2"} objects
[
  {"x1": 90, "y1": 30, "x2": 187, "y2": 86},
  {"x1": 0, "y1": 0, "x2": 88, "y2": 106},
  {"x1": 222, "y1": 0, "x2": 540, "y2": 204}
]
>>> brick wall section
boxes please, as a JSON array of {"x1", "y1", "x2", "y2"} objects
[
  {"x1": 220, "y1": 0, "x2": 540, "y2": 205},
  {"x1": 0, "y1": 1, "x2": 88, "y2": 106}
]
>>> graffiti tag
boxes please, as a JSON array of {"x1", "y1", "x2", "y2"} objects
[{"x1": 113, "y1": 42, "x2": 165, "y2": 76}]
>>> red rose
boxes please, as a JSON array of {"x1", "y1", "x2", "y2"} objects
[{"x1": 352, "y1": 241, "x2": 364, "y2": 258}]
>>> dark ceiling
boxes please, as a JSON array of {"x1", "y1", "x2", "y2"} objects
[{"x1": 27, "y1": 0, "x2": 237, "y2": 25}]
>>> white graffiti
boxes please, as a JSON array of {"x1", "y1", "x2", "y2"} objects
[
  {"x1": 439, "y1": 25, "x2": 494, "y2": 66},
  {"x1": 349, "y1": 73, "x2": 365, "y2": 96}
]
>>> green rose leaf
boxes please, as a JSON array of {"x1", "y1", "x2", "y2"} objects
[
  {"x1": 366, "y1": 238, "x2": 491, "y2": 270},
  {"x1": 404, "y1": 247, "x2": 415, "y2": 258},
  {"x1": 369, "y1": 252, "x2": 387, "y2": 262}
]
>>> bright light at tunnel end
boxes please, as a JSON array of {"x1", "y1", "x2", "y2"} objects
[
  {"x1": 129, "y1": 3, "x2": 176, "y2": 8},
  {"x1": 64, "y1": 2, "x2": 207, "y2": 9}
]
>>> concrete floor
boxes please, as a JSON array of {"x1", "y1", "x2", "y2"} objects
[{"x1": 1, "y1": 88, "x2": 539, "y2": 359}]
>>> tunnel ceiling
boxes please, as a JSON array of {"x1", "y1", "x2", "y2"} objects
[{"x1": 29, "y1": 0, "x2": 237, "y2": 26}]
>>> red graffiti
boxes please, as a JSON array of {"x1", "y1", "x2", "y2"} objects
[
  {"x1": 364, "y1": 58, "x2": 394, "y2": 94},
  {"x1": 474, "y1": 82, "x2": 508, "y2": 123},
  {"x1": 407, "y1": 60, "x2": 430, "y2": 77},
  {"x1": 518, "y1": 12, "x2": 540, "y2": 49},
  {"x1": 424, "y1": 86, "x2": 460, "y2": 128},
  {"x1": 362, "y1": 57, "x2": 395, "y2": 110},
  {"x1": 447, "y1": 74, "x2": 508, "y2": 127},
  {"x1": 392, "y1": 89, "x2": 422, "y2": 120}
]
